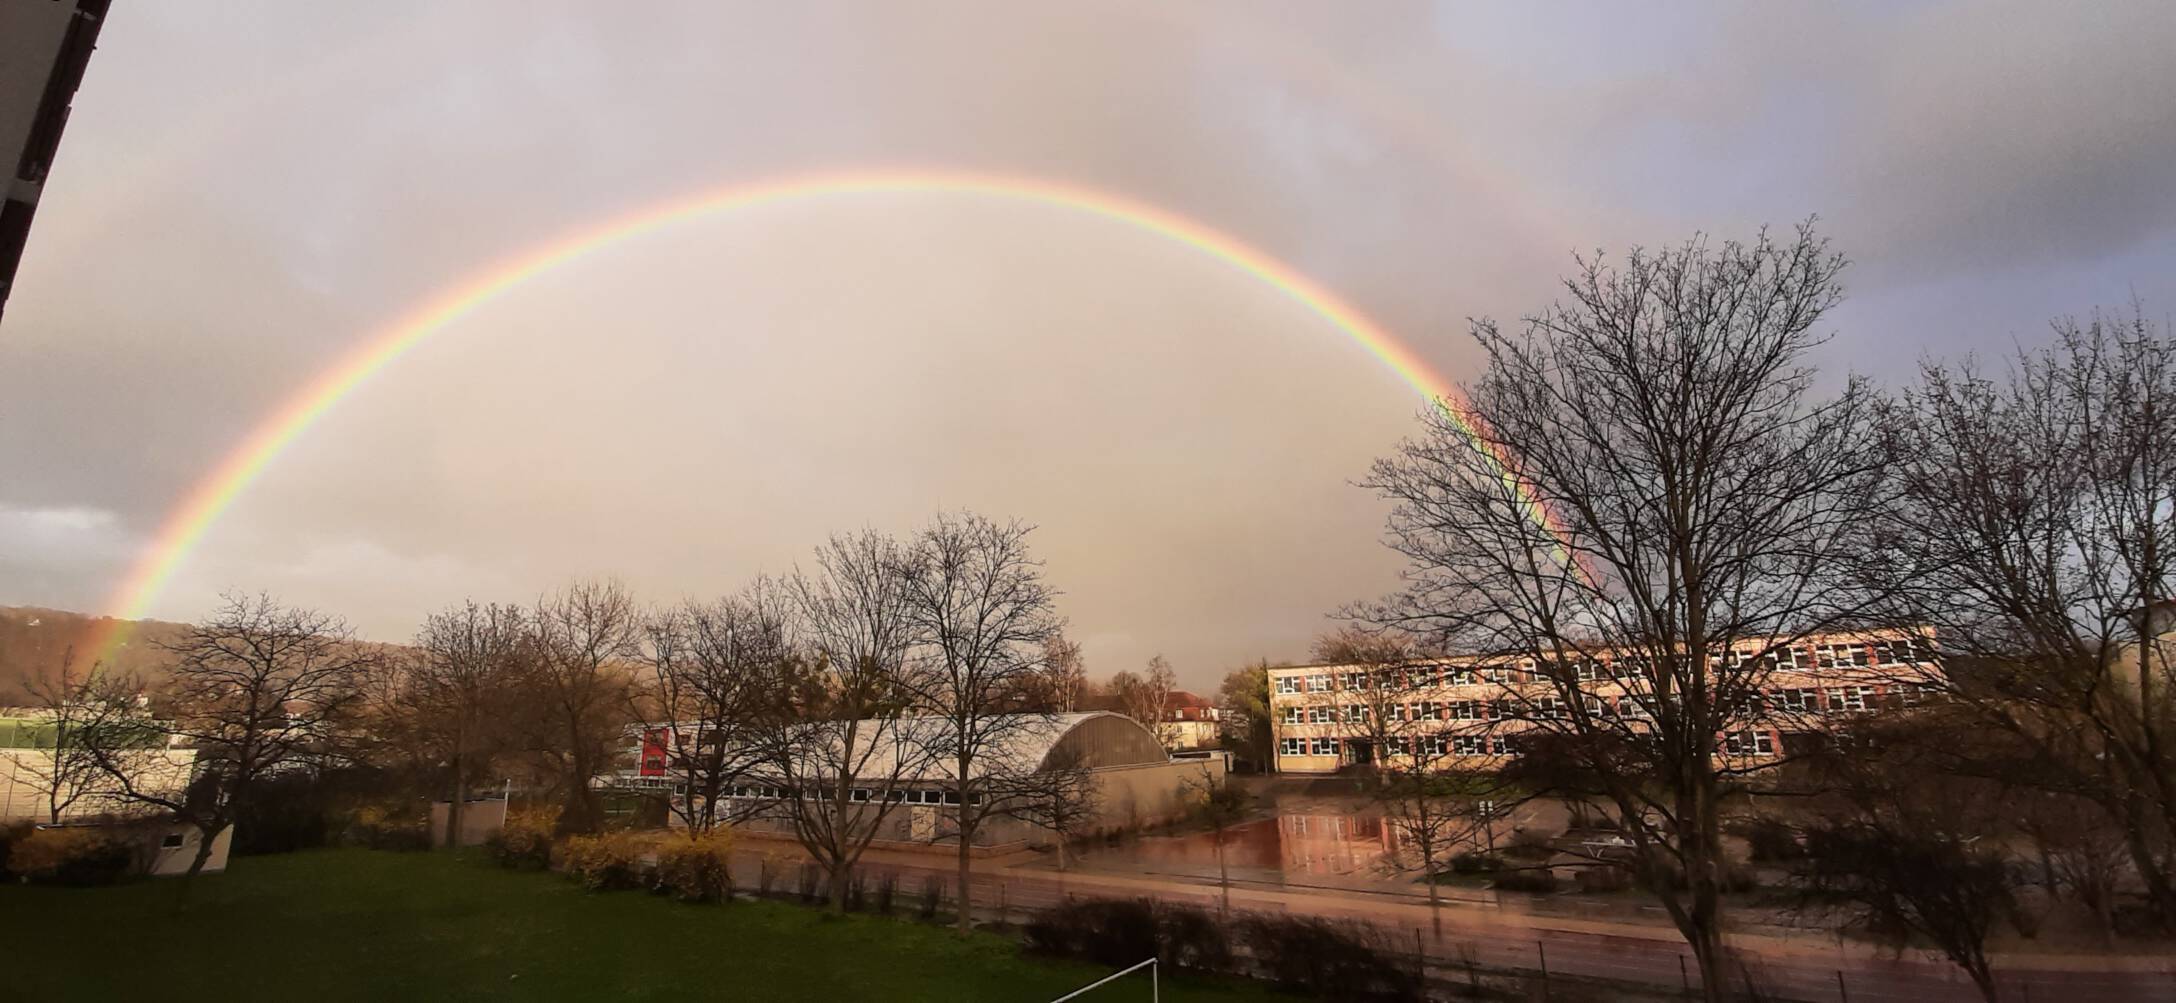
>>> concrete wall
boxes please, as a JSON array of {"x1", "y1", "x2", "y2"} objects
[
  {"x1": 429, "y1": 798, "x2": 509, "y2": 848},
  {"x1": 144, "y1": 822, "x2": 232, "y2": 876},
  {"x1": 1086, "y1": 757, "x2": 1225, "y2": 834},
  {"x1": 0, "y1": 747, "x2": 197, "y2": 821}
]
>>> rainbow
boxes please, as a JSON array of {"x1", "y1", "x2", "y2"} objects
[{"x1": 94, "y1": 168, "x2": 1571, "y2": 653}]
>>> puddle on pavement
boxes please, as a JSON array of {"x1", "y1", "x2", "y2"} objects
[{"x1": 1078, "y1": 810, "x2": 1408, "y2": 882}]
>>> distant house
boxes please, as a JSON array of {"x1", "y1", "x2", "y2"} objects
[{"x1": 1078, "y1": 690, "x2": 1224, "y2": 750}]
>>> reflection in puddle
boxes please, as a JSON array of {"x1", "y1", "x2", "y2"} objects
[{"x1": 1086, "y1": 811, "x2": 1405, "y2": 880}]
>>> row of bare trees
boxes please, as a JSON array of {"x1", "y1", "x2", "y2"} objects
[
  {"x1": 31, "y1": 512, "x2": 1089, "y2": 910},
  {"x1": 1343, "y1": 221, "x2": 2175, "y2": 999}
]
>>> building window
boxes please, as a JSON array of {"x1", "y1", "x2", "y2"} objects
[
  {"x1": 1280, "y1": 737, "x2": 1305, "y2": 757},
  {"x1": 1896, "y1": 682, "x2": 1942, "y2": 705},
  {"x1": 1725, "y1": 730, "x2": 1775, "y2": 756},
  {"x1": 1306, "y1": 674, "x2": 1328, "y2": 692},
  {"x1": 1451, "y1": 700, "x2": 1479, "y2": 721},
  {"x1": 1276, "y1": 676, "x2": 1298, "y2": 694},
  {"x1": 1311, "y1": 737, "x2": 1340, "y2": 757},
  {"x1": 1770, "y1": 688, "x2": 1817, "y2": 714},
  {"x1": 161, "y1": 833, "x2": 185, "y2": 849},
  {"x1": 1281, "y1": 706, "x2": 1302, "y2": 724},
  {"x1": 1825, "y1": 686, "x2": 1872, "y2": 713},
  {"x1": 1307, "y1": 706, "x2": 1333, "y2": 724}
]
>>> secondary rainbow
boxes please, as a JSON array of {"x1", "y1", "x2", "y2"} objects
[{"x1": 96, "y1": 169, "x2": 1570, "y2": 650}]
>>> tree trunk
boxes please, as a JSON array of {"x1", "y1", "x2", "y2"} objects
[
  {"x1": 184, "y1": 820, "x2": 220, "y2": 879},
  {"x1": 1966, "y1": 958, "x2": 2001, "y2": 1003},
  {"x1": 2119, "y1": 806, "x2": 2176, "y2": 927},
  {"x1": 1215, "y1": 826, "x2": 1231, "y2": 913},
  {"x1": 828, "y1": 860, "x2": 850, "y2": 913},
  {"x1": 1690, "y1": 918, "x2": 1728, "y2": 1003},
  {"x1": 956, "y1": 757, "x2": 975, "y2": 934},
  {"x1": 446, "y1": 737, "x2": 466, "y2": 851},
  {"x1": 956, "y1": 818, "x2": 974, "y2": 934}
]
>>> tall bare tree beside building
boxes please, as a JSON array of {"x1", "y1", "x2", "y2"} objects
[
  {"x1": 399, "y1": 600, "x2": 526, "y2": 848},
  {"x1": 526, "y1": 580, "x2": 641, "y2": 835},
  {"x1": 83, "y1": 594, "x2": 378, "y2": 877},
  {"x1": 20, "y1": 654, "x2": 114, "y2": 823},
  {"x1": 1359, "y1": 225, "x2": 1886, "y2": 997},
  {"x1": 1313, "y1": 627, "x2": 1432, "y2": 769},
  {"x1": 1032, "y1": 632, "x2": 1088, "y2": 712},
  {"x1": 749, "y1": 530, "x2": 934, "y2": 912},
  {"x1": 899, "y1": 511, "x2": 1061, "y2": 932},
  {"x1": 1111, "y1": 655, "x2": 1179, "y2": 748},
  {"x1": 640, "y1": 581, "x2": 793, "y2": 835},
  {"x1": 1007, "y1": 746, "x2": 1100, "y2": 870},
  {"x1": 1877, "y1": 307, "x2": 2176, "y2": 924}
]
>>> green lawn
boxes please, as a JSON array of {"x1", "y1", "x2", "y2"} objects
[{"x1": 0, "y1": 849, "x2": 1280, "y2": 1002}]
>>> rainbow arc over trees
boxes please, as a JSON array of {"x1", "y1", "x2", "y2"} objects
[{"x1": 94, "y1": 169, "x2": 1571, "y2": 654}]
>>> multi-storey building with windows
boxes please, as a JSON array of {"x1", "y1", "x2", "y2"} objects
[{"x1": 1267, "y1": 632, "x2": 1942, "y2": 774}]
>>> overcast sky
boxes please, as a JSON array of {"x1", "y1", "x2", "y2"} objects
[{"x1": 3, "y1": 2, "x2": 2173, "y2": 688}]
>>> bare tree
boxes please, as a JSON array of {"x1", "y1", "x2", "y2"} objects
[
  {"x1": 640, "y1": 581, "x2": 790, "y2": 836},
  {"x1": 526, "y1": 580, "x2": 641, "y2": 835},
  {"x1": 399, "y1": 600, "x2": 526, "y2": 848},
  {"x1": 1112, "y1": 655, "x2": 1179, "y2": 749},
  {"x1": 1031, "y1": 632, "x2": 1089, "y2": 712},
  {"x1": 1314, "y1": 629, "x2": 1520, "y2": 936},
  {"x1": 1359, "y1": 224, "x2": 1886, "y2": 997},
  {"x1": 747, "y1": 530, "x2": 935, "y2": 912},
  {"x1": 1792, "y1": 716, "x2": 2022, "y2": 1002},
  {"x1": 899, "y1": 511, "x2": 1061, "y2": 932},
  {"x1": 1180, "y1": 765, "x2": 1253, "y2": 912},
  {"x1": 1877, "y1": 306, "x2": 2176, "y2": 925},
  {"x1": 82, "y1": 593, "x2": 378, "y2": 877},
  {"x1": 1371, "y1": 764, "x2": 1510, "y2": 940},
  {"x1": 1312, "y1": 627, "x2": 1432, "y2": 769},
  {"x1": 1006, "y1": 745, "x2": 1100, "y2": 870},
  {"x1": 20, "y1": 653, "x2": 115, "y2": 823}
]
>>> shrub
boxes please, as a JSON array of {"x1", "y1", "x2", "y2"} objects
[
  {"x1": 486, "y1": 806, "x2": 558, "y2": 870},
  {"x1": 0, "y1": 821, "x2": 32, "y2": 876},
  {"x1": 1154, "y1": 902, "x2": 1236, "y2": 973},
  {"x1": 343, "y1": 805, "x2": 432, "y2": 852},
  {"x1": 9, "y1": 826, "x2": 138, "y2": 886},
  {"x1": 652, "y1": 831, "x2": 736, "y2": 903},
  {"x1": 1025, "y1": 899, "x2": 1236, "y2": 975},
  {"x1": 917, "y1": 874, "x2": 945, "y2": 920},
  {"x1": 796, "y1": 862, "x2": 822, "y2": 904},
  {"x1": 843, "y1": 870, "x2": 868, "y2": 912},
  {"x1": 1234, "y1": 913, "x2": 1421, "y2": 1001},
  {"x1": 1449, "y1": 850, "x2": 1503, "y2": 874},
  {"x1": 559, "y1": 831, "x2": 657, "y2": 892},
  {"x1": 1492, "y1": 867, "x2": 1561, "y2": 893},
  {"x1": 873, "y1": 870, "x2": 897, "y2": 915},
  {"x1": 1736, "y1": 817, "x2": 1803, "y2": 863},
  {"x1": 1026, "y1": 898, "x2": 1160, "y2": 968},
  {"x1": 1575, "y1": 864, "x2": 1632, "y2": 893}
]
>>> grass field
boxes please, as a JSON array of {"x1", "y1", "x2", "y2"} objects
[{"x1": 0, "y1": 848, "x2": 1282, "y2": 1002}]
